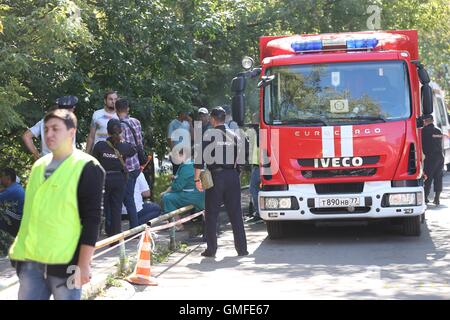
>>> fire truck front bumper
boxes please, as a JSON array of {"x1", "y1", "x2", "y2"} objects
[{"x1": 259, "y1": 181, "x2": 426, "y2": 221}]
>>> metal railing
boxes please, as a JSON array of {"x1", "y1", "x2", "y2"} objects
[
  {"x1": 94, "y1": 205, "x2": 203, "y2": 273},
  {"x1": 0, "y1": 184, "x2": 249, "y2": 293},
  {"x1": 94, "y1": 183, "x2": 250, "y2": 272}
]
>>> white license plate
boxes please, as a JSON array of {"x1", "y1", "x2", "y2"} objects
[{"x1": 316, "y1": 197, "x2": 361, "y2": 208}]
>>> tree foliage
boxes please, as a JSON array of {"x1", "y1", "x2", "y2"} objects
[{"x1": 0, "y1": 0, "x2": 449, "y2": 178}]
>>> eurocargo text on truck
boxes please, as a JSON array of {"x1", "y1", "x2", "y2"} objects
[{"x1": 231, "y1": 30, "x2": 435, "y2": 239}]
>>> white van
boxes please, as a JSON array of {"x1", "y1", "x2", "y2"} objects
[{"x1": 430, "y1": 81, "x2": 450, "y2": 171}]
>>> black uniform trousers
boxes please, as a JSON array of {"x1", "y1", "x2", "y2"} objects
[
  {"x1": 424, "y1": 155, "x2": 444, "y2": 199},
  {"x1": 104, "y1": 172, "x2": 128, "y2": 237},
  {"x1": 205, "y1": 169, "x2": 247, "y2": 255}
]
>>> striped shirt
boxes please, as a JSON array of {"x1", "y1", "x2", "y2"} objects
[{"x1": 120, "y1": 116, "x2": 143, "y2": 171}]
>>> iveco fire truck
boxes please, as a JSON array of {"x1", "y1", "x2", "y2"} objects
[{"x1": 231, "y1": 30, "x2": 434, "y2": 238}]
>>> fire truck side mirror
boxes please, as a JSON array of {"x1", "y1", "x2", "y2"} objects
[
  {"x1": 421, "y1": 83, "x2": 433, "y2": 115},
  {"x1": 231, "y1": 76, "x2": 246, "y2": 126},
  {"x1": 232, "y1": 95, "x2": 245, "y2": 126},
  {"x1": 231, "y1": 76, "x2": 246, "y2": 92}
]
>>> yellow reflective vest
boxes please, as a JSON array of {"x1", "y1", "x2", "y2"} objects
[{"x1": 9, "y1": 150, "x2": 99, "y2": 264}]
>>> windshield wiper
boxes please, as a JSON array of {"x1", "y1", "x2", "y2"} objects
[
  {"x1": 277, "y1": 118, "x2": 329, "y2": 126},
  {"x1": 334, "y1": 115, "x2": 386, "y2": 123}
]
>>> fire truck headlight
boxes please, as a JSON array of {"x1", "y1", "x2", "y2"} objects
[
  {"x1": 278, "y1": 197, "x2": 292, "y2": 209},
  {"x1": 261, "y1": 197, "x2": 296, "y2": 210},
  {"x1": 387, "y1": 193, "x2": 417, "y2": 206},
  {"x1": 264, "y1": 198, "x2": 280, "y2": 209},
  {"x1": 242, "y1": 56, "x2": 254, "y2": 70}
]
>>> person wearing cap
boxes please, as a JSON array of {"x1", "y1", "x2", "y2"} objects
[
  {"x1": 22, "y1": 95, "x2": 78, "y2": 160},
  {"x1": 222, "y1": 105, "x2": 239, "y2": 130},
  {"x1": 194, "y1": 107, "x2": 248, "y2": 258},
  {"x1": 421, "y1": 114, "x2": 444, "y2": 205},
  {"x1": 85, "y1": 90, "x2": 119, "y2": 154},
  {"x1": 10, "y1": 109, "x2": 105, "y2": 300},
  {"x1": 92, "y1": 119, "x2": 136, "y2": 237},
  {"x1": 197, "y1": 107, "x2": 210, "y2": 134},
  {"x1": 167, "y1": 110, "x2": 193, "y2": 175}
]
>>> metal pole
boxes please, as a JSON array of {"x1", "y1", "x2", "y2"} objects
[
  {"x1": 169, "y1": 217, "x2": 176, "y2": 251},
  {"x1": 119, "y1": 239, "x2": 128, "y2": 274}
]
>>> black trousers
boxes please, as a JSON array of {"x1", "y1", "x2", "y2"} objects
[
  {"x1": 424, "y1": 155, "x2": 444, "y2": 199},
  {"x1": 104, "y1": 172, "x2": 127, "y2": 237},
  {"x1": 205, "y1": 169, "x2": 247, "y2": 255}
]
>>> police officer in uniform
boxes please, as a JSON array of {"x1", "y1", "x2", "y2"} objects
[
  {"x1": 194, "y1": 107, "x2": 248, "y2": 257},
  {"x1": 421, "y1": 114, "x2": 444, "y2": 205}
]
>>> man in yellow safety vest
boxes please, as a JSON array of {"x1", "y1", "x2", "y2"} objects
[{"x1": 9, "y1": 109, "x2": 105, "y2": 300}]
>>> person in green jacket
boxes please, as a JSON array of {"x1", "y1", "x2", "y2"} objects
[{"x1": 161, "y1": 150, "x2": 205, "y2": 228}]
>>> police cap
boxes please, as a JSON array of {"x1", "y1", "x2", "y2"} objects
[
  {"x1": 56, "y1": 95, "x2": 78, "y2": 109},
  {"x1": 422, "y1": 114, "x2": 433, "y2": 121},
  {"x1": 198, "y1": 107, "x2": 209, "y2": 114},
  {"x1": 210, "y1": 107, "x2": 226, "y2": 119}
]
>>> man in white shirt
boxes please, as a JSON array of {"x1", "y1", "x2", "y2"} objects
[
  {"x1": 85, "y1": 90, "x2": 119, "y2": 154},
  {"x1": 22, "y1": 96, "x2": 78, "y2": 160},
  {"x1": 122, "y1": 172, "x2": 162, "y2": 225}
]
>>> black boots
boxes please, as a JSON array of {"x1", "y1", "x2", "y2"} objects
[{"x1": 433, "y1": 192, "x2": 441, "y2": 206}]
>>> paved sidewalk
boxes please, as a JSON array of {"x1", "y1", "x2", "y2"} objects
[{"x1": 0, "y1": 188, "x2": 251, "y2": 300}]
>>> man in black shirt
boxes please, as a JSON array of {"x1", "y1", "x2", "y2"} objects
[
  {"x1": 10, "y1": 109, "x2": 105, "y2": 300},
  {"x1": 421, "y1": 114, "x2": 444, "y2": 205},
  {"x1": 194, "y1": 107, "x2": 248, "y2": 258}
]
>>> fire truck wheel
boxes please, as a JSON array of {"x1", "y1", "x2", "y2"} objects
[
  {"x1": 447, "y1": 163, "x2": 450, "y2": 172},
  {"x1": 266, "y1": 221, "x2": 285, "y2": 239},
  {"x1": 402, "y1": 215, "x2": 421, "y2": 236}
]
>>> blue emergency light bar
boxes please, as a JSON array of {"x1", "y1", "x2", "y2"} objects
[
  {"x1": 291, "y1": 40, "x2": 323, "y2": 52},
  {"x1": 291, "y1": 38, "x2": 379, "y2": 52},
  {"x1": 346, "y1": 38, "x2": 378, "y2": 49}
]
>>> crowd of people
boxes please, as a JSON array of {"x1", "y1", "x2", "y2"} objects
[{"x1": 0, "y1": 90, "x2": 264, "y2": 300}]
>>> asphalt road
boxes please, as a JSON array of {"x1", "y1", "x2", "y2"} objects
[{"x1": 98, "y1": 173, "x2": 450, "y2": 300}]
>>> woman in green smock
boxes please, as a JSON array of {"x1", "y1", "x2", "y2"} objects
[{"x1": 161, "y1": 151, "x2": 205, "y2": 214}]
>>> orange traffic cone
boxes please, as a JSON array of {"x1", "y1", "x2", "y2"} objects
[{"x1": 126, "y1": 229, "x2": 158, "y2": 286}]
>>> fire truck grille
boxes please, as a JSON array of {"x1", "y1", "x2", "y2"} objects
[
  {"x1": 314, "y1": 183, "x2": 364, "y2": 194},
  {"x1": 310, "y1": 207, "x2": 371, "y2": 214},
  {"x1": 301, "y1": 168, "x2": 377, "y2": 178},
  {"x1": 297, "y1": 156, "x2": 380, "y2": 167}
]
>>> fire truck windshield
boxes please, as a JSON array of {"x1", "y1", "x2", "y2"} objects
[{"x1": 263, "y1": 61, "x2": 411, "y2": 126}]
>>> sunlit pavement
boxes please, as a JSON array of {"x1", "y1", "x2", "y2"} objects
[{"x1": 98, "y1": 173, "x2": 450, "y2": 300}]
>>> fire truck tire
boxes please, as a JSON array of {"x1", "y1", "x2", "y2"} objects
[
  {"x1": 266, "y1": 221, "x2": 284, "y2": 239},
  {"x1": 402, "y1": 215, "x2": 421, "y2": 236},
  {"x1": 446, "y1": 163, "x2": 450, "y2": 172}
]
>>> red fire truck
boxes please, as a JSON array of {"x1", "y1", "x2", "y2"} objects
[{"x1": 231, "y1": 30, "x2": 434, "y2": 238}]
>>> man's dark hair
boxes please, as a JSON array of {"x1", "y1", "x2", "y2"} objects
[
  {"x1": 1, "y1": 168, "x2": 16, "y2": 182},
  {"x1": 104, "y1": 90, "x2": 117, "y2": 100},
  {"x1": 44, "y1": 109, "x2": 77, "y2": 130},
  {"x1": 210, "y1": 107, "x2": 226, "y2": 122},
  {"x1": 115, "y1": 99, "x2": 129, "y2": 113}
]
